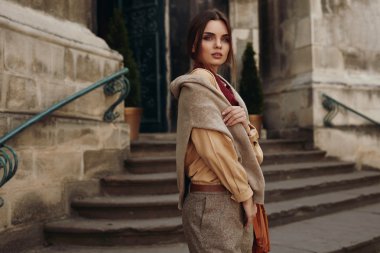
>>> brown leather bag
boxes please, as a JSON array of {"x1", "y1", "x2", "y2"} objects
[{"x1": 252, "y1": 204, "x2": 270, "y2": 253}]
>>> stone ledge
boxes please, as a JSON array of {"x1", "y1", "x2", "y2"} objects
[{"x1": 0, "y1": 0, "x2": 122, "y2": 61}]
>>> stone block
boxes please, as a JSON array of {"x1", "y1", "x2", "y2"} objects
[
  {"x1": 7, "y1": 116, "x2": 56, "y2": 148},
  {"x1": 0, "y1": 193, "x2": 10, "y2": 229},
  {"x1": 83, "y1": 149, "x2": 125, "y2": 178},
  {"x1": 11, "y1": 187, "x2": 64, "y2": 225},
  {"x1": 62, "y1": 179, "x2": 100, "y2": 212},
  {"x1": 98, "y1": 122, "x2": 123, "y2": 149},
  {"x1": 76, "y1": 53, "x2": 103, "y2": 83},
  {"x1": 293, "y1": 0, "x2": 310, "y2": 18},
  {"x1": 342, "y1": 48, "x2": 367, "y2": 71},
  {"x1": 34, "y1": 148, "x2": 82, "y2": 181},
  {"x1": 55, "y1": 119, "x2": 100, "y2": 147},
  {"x1": 4, "y1": 29, "x2": 65, "y2": 79},
  {"x1": 231, "y1": 0, "x2": 258, "y2": 28},
  {"x1": 4, "y1": 74, "x2": 39, "y2": 111},
  {"x1": 119, "y1": 122, "x2": 130, "y2": 149},
  {"x1": 64, "y1": 48, "x2": 76, "y2": 81},
  {"x1": 288, "y1": 46, "x2": 313, "y2": 76},
  {"x1": 12, "y1": 148, "x2": 33, "y2": 182},
  {"x1": 314, "y1": 46, "x2": 344, "y2": 70},
  {"x1": 0, "y1": 29, "x2": 4, "y2": 71},
  {"x1": 0, "y1": 114, "x2": 8, "y2": 136},
  {"x1": 295, "y1": 18, "x2": 311, "y2": 48},
  {"x1": 40, "y1": 81, "x2": 77, "y2": 114},
  {"x1": 4, "y1": 30, "x2": 31, "y2": 75}
]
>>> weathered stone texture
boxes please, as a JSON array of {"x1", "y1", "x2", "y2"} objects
[
  {"x1": 4, "y1": 30, "x2": 65, "y2": 79},
  {"x1": 4, "y1": 75, "x2": 39, "y2": 111},
  {"x1": 35, "y1": 149, "x2": 82, "y2": 181},
  {"x1": 260, "y1": 0, "x2": 313, "y2": 84},
  {"x1": 84, "y1": 149, "x2": 125, "y2": 178},
  {"x1": 6, "y1": 0, "x2": 94, "y2": 29},
  {"x1": 264, "y1": 87, "x2": 313, "y2": 129},
  {"x1": 312, "y1": 0, "x2": 380, "y2": 76},
  {"x1": 8, "y1": 116, "x2": 56, "y2": 148},
  {"x1": 314, "y1": 85, "x2": 380, "y2": 127},
  {"x1": 56, "y1": 119, "x2": 100, "y2": 148},
  {"x1": 13, "y1": 148, "x2": 33, "y2": 181},
  {"x1": 315, "y1": 126, "x2": 380, "y2": 169},
  {"x1": 0, "y1": 30, "x2": 4, "y2": 72},
  {"x1": 11, "y1": 188, "x2": 64, "y2": 225}
]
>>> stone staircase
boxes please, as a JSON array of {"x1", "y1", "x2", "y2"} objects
[{"x1": 26, "y1": 133, "x2": 380, "y2": 253}]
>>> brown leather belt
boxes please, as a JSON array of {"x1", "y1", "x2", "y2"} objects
[{"x1": 190, "y1": 183, "x2": 227, "y2": 193}]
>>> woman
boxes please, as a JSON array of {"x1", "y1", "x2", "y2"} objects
[{"x1": 170, "y1": 9, "x2": 265, "y2": 253}]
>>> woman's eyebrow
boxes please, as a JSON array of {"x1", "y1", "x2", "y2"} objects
[{"x1": 203, "y1": 32, "x2": 229, "y2": 36}]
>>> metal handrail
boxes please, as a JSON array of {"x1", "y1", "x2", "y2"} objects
[
  {"x1": 321, "y1": 93, "x2": 380, "y2": 127},
  {"x1": 0, "y1": 68, "x2": 130, "y2": 207}
]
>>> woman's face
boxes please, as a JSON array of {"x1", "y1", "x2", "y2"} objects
[{"x1": 195, "y1": 20, "x2": 230, "y2": 72}]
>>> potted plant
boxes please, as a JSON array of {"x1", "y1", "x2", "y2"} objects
[
  {"x1": 238, "y1": 42, "x2": 264, "y2": 136},
  {"x1": 105, "y1": 9, "x2": 142, "y2": 141}
]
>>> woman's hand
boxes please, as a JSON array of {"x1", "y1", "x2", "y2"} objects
[
  {"x1": 222, "y1": 106, "x2": 249, "y2": 132},
  {"x1": 242, "y1": 198, "x2": 257, "y2": 229}
]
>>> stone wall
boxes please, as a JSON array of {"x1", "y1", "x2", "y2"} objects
[
  {"x1": 230, "y1": 0, "x2": 259, "y2": 85},
  {"x1": 0, "y1": 0, "x2": 128, "y2": 250},
  {"x1": 260, "y1": 0, "x2": 380, "y2": 169},
  {"x1": 5, "y1": 0, "x2": 95, "y2": 29}
]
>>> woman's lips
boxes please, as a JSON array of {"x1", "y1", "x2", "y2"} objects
[{"x1": 212, "y1": 53, "x2": 223, "y2": 59}]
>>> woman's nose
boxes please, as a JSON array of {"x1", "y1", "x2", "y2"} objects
[{"x1": 215, "y1": 38, "x2": 222, "y2": 48}]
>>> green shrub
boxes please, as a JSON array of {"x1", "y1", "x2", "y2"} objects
[
  {"x1": 105, "y1": 9, "x2": 141, "y2": 107},
  {"x1": 238, "y1": 42, "x2": 263, "y2": 114}
]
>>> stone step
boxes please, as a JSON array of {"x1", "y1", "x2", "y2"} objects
[
  {"x1": 44, "y1": 217, "x2": 184, "y2": 247},
  {"x1": 130, "y1": 139, "x2": 312, "y2": 157},
  {"x1": 262, "y1": 150, "x2": 328, "y2": 165},
  {"x1": 25, "y1": 243, "x2": 190, "y2": 253},
  {"x1": 72, "y1": 181, "x2": 380, "y2": 222},
  {"x1": 71, "y1": 194, "x2": 180, "y2": 219},
  {"x1": 266, "y1": 171, "x2": 380, "y2": 202},
  {"x1": 103, "y1": 161, "x2": 354, "y2": 196},
  {"x1": 102, "y1": 172, "x2": 178, "y2": 195},
  {"x1": 264, "y1": 160, "x2": 355, "y2": 181},
  {"x1": 269, "y1": 203, "x2": 380, "y2": 253},
  {"x1": 138, "y1": 133, "x2": 177, "y2": 141},
  {"x1": 125, "y1": 150, "x2": 328, "y2": 174},
  {"x1": 266, "y1": 184, "x2": 380, "y2": 227}
]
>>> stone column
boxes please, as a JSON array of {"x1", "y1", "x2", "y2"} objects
[{"x1": 260, "y1": 0, "x2": 313, "y2": 132}]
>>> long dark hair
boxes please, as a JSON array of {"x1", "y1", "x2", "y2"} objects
[{"x1": 187, "y1": 9, "x2": 236, "y2": 77}]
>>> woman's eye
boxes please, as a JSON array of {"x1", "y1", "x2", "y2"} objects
[
  {"x1": 202, "y1": 35, "x2": 213, "y2": 41},
  {"x1": 222, "y1": 37, "x2": 230, "y2": 43}
]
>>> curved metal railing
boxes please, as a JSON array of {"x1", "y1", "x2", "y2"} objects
[
  {"x1": 0, "y1": 68, "x2": 130, "y2": 207},
  {"x1": 321, "y1": 93, "x2": 380, "y2": 127}
]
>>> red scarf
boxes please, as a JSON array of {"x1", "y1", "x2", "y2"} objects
[{"x1": 193, "y1": 63, "x2": 239, "y2": 106}]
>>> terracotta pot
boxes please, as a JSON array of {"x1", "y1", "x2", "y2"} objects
[
  {"x1": 249, "y1": 114, "x2": 263, "y2": 137},
  {"x1": 124, "y1": 107, "x2": 143, "y2": 141}
]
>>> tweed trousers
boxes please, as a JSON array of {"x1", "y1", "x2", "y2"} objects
[{"x1": 182, "y1": 191, "x2": 253, "y2": 253}]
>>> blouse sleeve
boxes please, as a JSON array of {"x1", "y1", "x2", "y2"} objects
[{"x1": 190, "y1": 128, "x2": 253, "y2": 202}]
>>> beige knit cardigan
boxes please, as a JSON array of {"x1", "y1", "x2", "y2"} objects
[{"x1": 170, "y1": 68, "x2": 265, "y2": 210}]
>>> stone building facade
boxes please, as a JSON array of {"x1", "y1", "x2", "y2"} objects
[
  {"x1": 260, "y1": 0, "x2": 380, "y2": 170},
  {"x1": 0, "y1": 0, "x2": 379, "y2": 251},
  {"x1": 0, "y1": 0, "x2": 128, "y2": 250}
]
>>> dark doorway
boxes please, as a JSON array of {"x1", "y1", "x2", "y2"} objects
[{"x1": 97, "y1": 0, "x2": 167, "y2": 132}]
